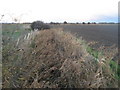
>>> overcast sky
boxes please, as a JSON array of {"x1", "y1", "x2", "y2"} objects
[{"x1": 0, "y1": 0, "x2": 119, "y2": 23}]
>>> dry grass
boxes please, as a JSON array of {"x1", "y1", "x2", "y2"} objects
[{"x1": 3, "y1": 29, "x2": 118, "y2": 88}]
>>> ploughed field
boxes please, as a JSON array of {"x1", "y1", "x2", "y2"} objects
[{"x1": 51, "y1": 24, "x2": 118, "y2": 48}]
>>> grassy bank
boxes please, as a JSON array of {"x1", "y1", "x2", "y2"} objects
[{"x1": 3, "y1": 28, "x2": 119, "y2": 88}]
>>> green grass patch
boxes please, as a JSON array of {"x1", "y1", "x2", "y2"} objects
[
  {"x1": 109, "y1": 60, "x2": 120, "y2": 80},
  {"x1": 2, "y1": 24, "x2": 30, "y2": 40},
  {"x1": 76, "y1": 37, "x2": 103, "y2": 62},
  {"x1": 85, "y1": 42, "x2": 120, "y2": 81},
  {"x1": 86, "y1": 46, "x2": 103, "y2": 61}
]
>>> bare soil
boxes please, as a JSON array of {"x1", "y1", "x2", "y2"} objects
[{"x1": 51, "y1": 24, "x2": 118, "y2": 48}]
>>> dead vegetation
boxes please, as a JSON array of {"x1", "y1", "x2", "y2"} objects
[{"x1": 3, "y1": 29, "x2": 118, "y2": 88}]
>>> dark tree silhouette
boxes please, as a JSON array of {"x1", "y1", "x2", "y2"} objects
[
  {"x1": 82, "y1": 22, "x2": 86, "y2": 24},
  {"x1": 92, "y1": 22, "x2": 96, "y2": 24},
  {"x1": 63, "y1": 21, "x2": 67, "y2": 24},
  {"x1": 76, "y1": 22, "x2": 79, "y2": 24},
  {"x1": 88, "y1": 22, "x2": 91, "y2": 24},
  {"x1": 31, "y1": 21, "x2": 50, "y2": 31}
]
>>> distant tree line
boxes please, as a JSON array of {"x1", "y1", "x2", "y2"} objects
[{"x1": 50, "y1": 22, "x2": 60, "y2": 25}]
